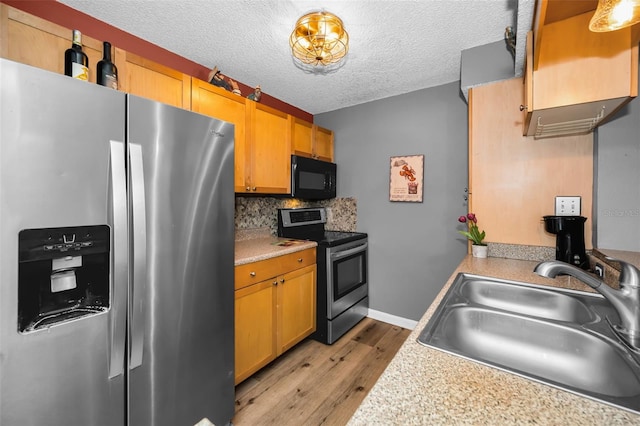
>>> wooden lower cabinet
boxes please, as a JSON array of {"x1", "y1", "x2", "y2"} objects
[
  {"x1": 278, "y1": 264, "x2": 316, "y2": 353},
  {"x1": 234, "y1": 249, "x2": 316, "y2": 384},
  {"x1": 235, "y1": 279, "x2": 277, "y2": 384}
]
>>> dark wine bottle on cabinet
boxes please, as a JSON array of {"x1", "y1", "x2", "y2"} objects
[
  {"x1": 97, "y1": 41, "x2": 118, "y2": 89},
  {"x1": 64, "y1": 29, "x2": 89, "y2": 81}
]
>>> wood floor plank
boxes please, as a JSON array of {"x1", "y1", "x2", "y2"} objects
[
  {"x1": 255, "y1": 340, "x2": 372, "y2": 424},
  {"x1": 349, "y1": 318, "x2": 393, "y2": 347},
  {"x1": 305, "y1": 324, "x2": 412, "y2": 425},
  {"x1": 232, "y1": 318, "x2": 411, "y2": 426}
]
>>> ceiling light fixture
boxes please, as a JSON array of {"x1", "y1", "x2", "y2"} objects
[
  {"x1": 289, "y1": 10, "x2": 349, "y2": 70},
  {"x1": 589, "y1": 0, "x2": 640, "y2": 32}
]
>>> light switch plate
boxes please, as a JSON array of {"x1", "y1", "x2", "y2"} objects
[{"x1": 555, "y1": 196, "x2": 581, "y2": 216}]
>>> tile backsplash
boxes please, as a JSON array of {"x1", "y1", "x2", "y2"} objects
[{"x1": 235, "y1": 196, "x2": 358, "y2": 235}]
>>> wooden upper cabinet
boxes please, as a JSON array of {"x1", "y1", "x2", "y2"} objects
[
  {"x1": 291, "y1": 117, "x2": 334, "y2": 162},
  {"x1": 470, "y1": 78, "x2": 593, "y2": 248},
  {"x1": 245, "y1": 102, "x2": 291, "y2": 194},
  {"x1": 0, "y1": 4, "x2": 102, "y2": 82},
  {"x1": 523, "y1": 4, "x2": 638, "y2": 138},
  {"x1": 1, "y1": 3, "x2": 321, "y2": 190},
  {"x1": 191, "y1": 78, "x2": 248, "y2": 192},
  {"x1": 292, "y1": 117, "x2": 314, "y2": 158},
  {"x1": 116, "y1": 49, "x2": 190, "y2": 109},
  {"x1": 313, "y1": 125, "x2": 334, "y2": 162}
]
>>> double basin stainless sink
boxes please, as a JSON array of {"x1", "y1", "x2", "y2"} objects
[{"x1": 417, "y1": 273, "x2": 640, "y2": 414}]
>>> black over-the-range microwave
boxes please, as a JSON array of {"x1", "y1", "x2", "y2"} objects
[{"x1": 290, "y1": 155, "x2": 336, "y2": 200}]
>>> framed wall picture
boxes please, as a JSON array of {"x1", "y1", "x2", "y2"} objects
[{"x1": 389, "y1": 155, "x2": 424, "y2": 202}]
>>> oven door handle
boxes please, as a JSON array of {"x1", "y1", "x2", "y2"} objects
[{"x1": 330, "y1": 242, "x2": 368, "y2": 260}]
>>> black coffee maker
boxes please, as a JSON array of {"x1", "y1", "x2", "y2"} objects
[{"x1": 543, "y1": 215, "x2": 588, "y2": 270}]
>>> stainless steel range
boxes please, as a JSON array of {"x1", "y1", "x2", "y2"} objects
[{"x1": 278, "y1": 208, "x2": 368, "y2": 344}]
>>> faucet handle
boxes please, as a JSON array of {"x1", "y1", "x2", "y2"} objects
[{"x1": 605, "y1": 257, "x2": 640, "y2": 288}]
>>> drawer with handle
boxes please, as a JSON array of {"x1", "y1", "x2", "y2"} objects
[{"x1": 235, "y1": 247, "x2": 316, "y2": 290}]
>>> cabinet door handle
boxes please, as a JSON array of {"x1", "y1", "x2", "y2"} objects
[
  {"x1": 250, "y1": 271, "x2": 256, "y2": 277},
  {"x1": 251, "y1": 187, "x2": 257, "y2": 191},
  {"x1": 297, "y1": 258, "x2": 303, "y2": 262},
  {"x1": 245, "y1": 186, "x2": 250, "y2": 191},
  {"x1": 273, "y1": 280, "x2": 278, "y2": 286},
  {"x1": 280, "y1": 278, "x2": 285, "y2": 284}
]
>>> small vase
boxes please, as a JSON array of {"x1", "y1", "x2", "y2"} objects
[{"x1": 472, "y1": 244, "x2": 488, "y2": 258}]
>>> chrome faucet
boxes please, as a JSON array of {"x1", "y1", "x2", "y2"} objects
[{"x1": 534, "y1": 258, "x2": 640, "y2": 350}]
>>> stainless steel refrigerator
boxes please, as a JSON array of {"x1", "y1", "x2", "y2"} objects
[{"x1": 0, "y1": 58, "x2": 235, "y2": 426}]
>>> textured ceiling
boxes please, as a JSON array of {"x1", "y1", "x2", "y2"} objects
[{"x1": 59, "y1": 0, "x2": 533, "y2": 115}]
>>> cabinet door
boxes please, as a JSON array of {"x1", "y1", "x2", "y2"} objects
[
  {"x1": 247, "y1": 102, "x2": 291, "y2": 194},
  {"x1": 469, "y1": 78, "x2": 593, "y2": 247},
  {"x1": 278, "y1": 264, "x2": 316, "y2": 354},
  {"x1": 1, "y1": 4, "x2": 102, "y2": 83},
  {"x1": 522, "y1": 31, "x2": 533, "y2": 135},
  {"x1": 291, "y1": 116, "x2": 314, "y2": 159},
  {"x1": 116, "y1": 50, "x2": 190, "y2": 109},
  {"x1": 192, "y1": 78, "x2": 248, "y2": 192},
  {"x1": 234, "y1": 279, "x2": 277, "y2": 385},
  {"x1": 313, "y1": 125, "x2": 334, "y2": 162},
  {"x1": 291, "y1": 117, "x2": 334, "y2": 162}
]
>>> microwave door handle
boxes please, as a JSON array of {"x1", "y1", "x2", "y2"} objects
[
  {"x1": 108, "y1": 140, "x2": 127, "y2": 379},
  {"x1": 129, "y1": 143, "x2": 147, "y2": 370},
  {"x1": 330, "y1": 242, "x2": 368, "y2": 260}
]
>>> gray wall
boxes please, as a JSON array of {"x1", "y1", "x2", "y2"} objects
[
  {"x1": 595, "y1": 57, "x2": 640, "y2": 251},
  {"x1": 315, "y1": 82, "x2": 469, "y2": 321},
  {"x1": 460, "y1": 40, "x2": 516, "y2": 101}
]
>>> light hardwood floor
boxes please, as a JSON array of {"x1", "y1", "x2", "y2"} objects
[{"x1": 233, "y1": 318, "x2": 412, "y2": 426}]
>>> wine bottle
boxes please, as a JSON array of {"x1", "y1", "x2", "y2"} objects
[
  {"x1": 97, "y1": 41, "x2": 118, "y2": 90},
  {"x1": 64, "y1": 29, "x2": 89, "y2": 81}
]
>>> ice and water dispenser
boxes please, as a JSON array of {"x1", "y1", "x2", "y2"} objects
[{"x1": 18, "y1": 225, "x2": 110, "y2": 332}]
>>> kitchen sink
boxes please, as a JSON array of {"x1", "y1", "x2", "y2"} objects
[
  {"x1": 457, "y1": 277, "x2": 597, "y2": 323},
  {"x1": 417, "y1": 273, "x2": 640, "y2": 414}
]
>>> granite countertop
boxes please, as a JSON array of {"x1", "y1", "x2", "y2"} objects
[
  {"x1": 593, "y1": 248, "x2": 640, "y2": 270},
  {"x1": 348, "y1": 255, "x2": 640, "y2": 425},
  {"x1": 235, "y1": 228, "x2": 317, "y2": 266}
]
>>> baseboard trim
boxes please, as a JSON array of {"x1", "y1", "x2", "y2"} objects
[{"x1": 367, "y1": 309, "x2": 418, "y2": 330}]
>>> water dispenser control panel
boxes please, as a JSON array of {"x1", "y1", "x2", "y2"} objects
[{"x1": 18, "y1": 225, "x2": 111, "y2": 333}]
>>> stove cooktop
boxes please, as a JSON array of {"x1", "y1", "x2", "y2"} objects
[
  {"x1": 321, "y1": 230, "x2": 367, "y2": 247},
  {"x1": 277, "y1": 207, "x2": 367, "y2": 247}
]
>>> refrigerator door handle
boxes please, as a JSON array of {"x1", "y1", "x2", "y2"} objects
[
  {"x1": 109, "y1": 140, "x2": 127, "y2": 379},
  {"x1": 129, "y1": 142, "x2": 147, "y2": 369}
]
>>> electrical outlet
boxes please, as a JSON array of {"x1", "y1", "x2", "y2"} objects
[
  {"x1": 594, "y1": 263, "x2": 605, "y2": 279},
  {"x1": 555, "y1": 196, "x2": 581, "y2": 216}
]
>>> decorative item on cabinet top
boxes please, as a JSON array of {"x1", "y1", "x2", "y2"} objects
[
  {"x1": 208, "y1": 66, "x2": 241, "y2": 96},
  {"x1": 247, "y1": 86, "x2": 261, "y2": 102}
]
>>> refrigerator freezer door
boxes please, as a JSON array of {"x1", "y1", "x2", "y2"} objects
[
  {"x1": 0, "y1": 60, "x2": 127, "y2": 424},
  {"x1": 126, "y1": 95, "x2": 235, "y2": 426}
]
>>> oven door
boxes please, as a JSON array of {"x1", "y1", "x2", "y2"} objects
[{"x1": 327, "y1": 239, "x2": 368, "y2": 319}]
